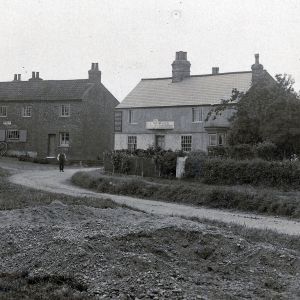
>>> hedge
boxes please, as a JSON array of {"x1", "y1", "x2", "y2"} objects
[
  {"x1": 104, "y1": 149, "x2": 183, "y2": 178},
  {"x1": 202, "y1": 158, "x2": 300, "y2": 188}
]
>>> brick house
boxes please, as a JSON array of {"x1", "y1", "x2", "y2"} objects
[
  {"x1": 114, "y1": 52, "x2": 272, "y2": 152},
  {"x1": 0, "y1": 63, "x2": 119, "y2": 160}
]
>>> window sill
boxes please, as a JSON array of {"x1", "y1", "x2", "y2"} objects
[
  {"x1": 192, "y1": 121, "x2": 203, "y2": 124},
  {"x1": 58, "y1": 145, "x2": 70, "y2": 148},
  {"x1": 22, "y1": 116, "x2": 32, "y2": 118},
  {"x1": 129, "y1": 122, "x2": 138, "y2": 125},
  {"x1": 0, "y1": 116, "x2": 7, "y2": 118},
  {"x1": 59, "y1": 116, "x2": 71, "y2": 118}
]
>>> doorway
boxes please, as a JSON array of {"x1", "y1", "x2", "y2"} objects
[
  {"x1": 155, "y1": 135, "x2": 165, "y2": 149},
  {"x1": 47, "y1": 134, "x2": 56, "y2": 157}
]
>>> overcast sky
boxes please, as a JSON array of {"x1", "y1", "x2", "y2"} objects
[{"x1": 0, "y1": 0, "x2": 299, "y2": 101}]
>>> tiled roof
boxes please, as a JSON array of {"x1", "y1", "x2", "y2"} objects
[
  {"x1": 117, "y1": 71, "x2": 253, "y2": 108},
  {"x1": 0, "y1": 79, "x2": 93, "y2": 101}
]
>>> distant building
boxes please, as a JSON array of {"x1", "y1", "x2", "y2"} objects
[
  {"x1": 114, "y1": 52, "x2": 272, "y2": 152},
  {"x1": 0, "y1": 63, "x2": 119, "y2": 160}
]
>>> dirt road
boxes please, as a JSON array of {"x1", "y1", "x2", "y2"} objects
[{"x1": 2, "y1": 158, "x2": 300, "y2": 236}]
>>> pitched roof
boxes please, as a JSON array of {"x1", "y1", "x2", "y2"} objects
[
  {"x1": 117, "y1": 71, "x2": 253, "y2": 108},
  {"x1": 0, "y1": 79, "x2": 94, "y2": 101}
]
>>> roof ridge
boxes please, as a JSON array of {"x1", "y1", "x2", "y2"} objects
[
  {"x1": 0, "y1": 78, "x2": 90, "y2": 84},
  {"x1": 141, "y1": 70, "x2": 252, "y2": 81}
]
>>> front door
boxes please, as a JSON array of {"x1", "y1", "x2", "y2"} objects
[
  {"x1": 155, "y1": 135, "x2": 165, "y2": 149},
  {"x1": 47, "y1": 134, "x2": 56, "y2": 157}
]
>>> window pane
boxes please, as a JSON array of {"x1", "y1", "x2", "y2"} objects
[
  {"x1": 60, "y1": 104, "x2": 70, "y2": 116},
  {"x1": 60, "y1": 132, "x2": 70, "y2": 146},
  {"x1": 6, "y1": 130, "x2": 20, "y2": 140},
  {"x1": 192, "y1": 107, "x2": 202, "y2": 122},
  {"x1": 181, "y1": 135, "x2": 192, "y2": 151},
  {"x1": 209, "y1": 134, "x2": 217, "y2": 146},
  {"x1": 129, "y1": 110, "x2": 134, "y2": 123},
  {"x1": 0, "y1": 106, "x2": 7, "y2": 117},
  {"x1": 23, "y1": 106, "x2": 32, "y2": 117},
  {"x1": 128, "y1": 136, "x2": 137, "y2": 151}
]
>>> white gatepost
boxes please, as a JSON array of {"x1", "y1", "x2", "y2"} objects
[{"x1": 176, "y1": 156, "x2": 187, "y2": 178}]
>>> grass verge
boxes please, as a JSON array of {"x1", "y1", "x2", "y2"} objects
[
  {"x1": 0, "y1": 168, "x2": 117, "y2": 210},
  {"x1": 72, "y1": 171, "x2": 300, "y2": 219}
]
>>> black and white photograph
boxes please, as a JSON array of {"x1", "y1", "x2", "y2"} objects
[{"x1": 0, "y1": 0, "x2": 300, "y2": 299}]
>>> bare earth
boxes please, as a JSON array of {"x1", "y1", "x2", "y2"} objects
[
  {"x1": 2, "y1": 158, "x2": 300, "y2": 236},
  {"x1": 1, "y1": 158, "x2": 300, "y2": 299}
]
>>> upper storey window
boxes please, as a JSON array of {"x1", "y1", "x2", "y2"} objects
[
  {"x1": 0, "y1": 106, "x2": 7, "y2": 117},
  {"x1": 22, "y1": 106, "x2": 32, "y2": 117},
  {"x1": 128, "y1": 109, "x2": 136, "y2": 124},
  {"x1": 60, "y1": 104, "x2": 70, "y2": 117},
  {"x1": 192, "y1": 107, "x2": 203, "y2": 122},
  {"x1": 114, "y1": 111, "x2": 123, "y2": 132}
]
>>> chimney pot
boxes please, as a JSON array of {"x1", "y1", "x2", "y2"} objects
[
  {"x1": 18, "y1": 74, "x2": 21, "y2": 81},
  {"x1": 95, "y1": 63, "x2": 99, "y2": 70},
  {"x1": 36, "y1": 72, "x2": 39, "y2": 79},
  {"x1": 255, "y1": 53, "x2": 259, "y2": 64},
  {"x1": 212, "y1": 67, "x2": 219, "y2": 75},
  {"x1": 14, "y1": 74, "x2": 18, "y2": 81},
  {"x1": 32, "y1": 71, "x2": 36, "y2": 79}
]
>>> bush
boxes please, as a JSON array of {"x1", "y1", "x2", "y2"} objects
[
  {"x1": 202, "y1": 158, "x2": 300, "y2": 188},
  {"x1": 227, "y1": 144, "x2": 255, "y2": 160},
  {"x1": 256, "y1": 141, "x2": 278, "y2": 161},
  {"x1": 155, "y1": 151, "x2": 178, "y2": 177},
  {"x1": 184, "y1": 151, "x2": 207, "y2": 178},
  {"x1": 207, "y1": 146, "x2": 228, "y2": 158},
  {"x1": 104, "y1": 148, "x2": 184, "y2": 178}
]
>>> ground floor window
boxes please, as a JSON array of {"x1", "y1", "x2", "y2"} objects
[
  {"x1": 6, "y1": 130, "x2": 20, "y2": 140},
  {"x1": 59, "y1": 132, "x2": 70, "y2": 146},
  {"x1": 181, "y1": 135, "x2": 192, "y2": 152},
  {"x1": 128, "y1": 136, "x2": 137, "y2": 152},
  {"x1": 209, "y1": 133, "x2": 226, "y2": 146}
]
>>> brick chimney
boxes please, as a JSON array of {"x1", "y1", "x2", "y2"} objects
[
  {"x1": 172, "y1": 51, "x2": 191, "y2": 82},
  {"x1": 251, "y1": 53, "x2": 264, "y2": 84},
  {"x1": 212, "y1": 67, "x2": 219, "y2": 75},
  {"x1": 88, "y1": 63, "x2": 101, "y2": 83},
  {"x1": 13, "y1": 74, "x2": 22, "y2": 81},
  {"x1": 29, "y1": 71, "x2": 43, "y2": 81}
]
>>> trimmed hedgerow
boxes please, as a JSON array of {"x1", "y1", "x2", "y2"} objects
[
  {"x1": 72, "y1": 171, "x2": 300, "y2": 218},
  {"x1": 202, "y1": 158, "x2": 300, "y2": 188}
]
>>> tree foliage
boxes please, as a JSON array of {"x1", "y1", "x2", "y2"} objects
[{"x1": 207, "y1": 74, "x2": 300, "y2": 157}]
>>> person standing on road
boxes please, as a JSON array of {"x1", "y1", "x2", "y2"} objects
[{"x1": 57, "y1": 151, "x2": 67, "y2": 172}]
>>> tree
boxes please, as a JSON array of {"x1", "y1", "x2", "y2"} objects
[{"x1": 207, "y1": 74, "x2": 300, "y2": 158}]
